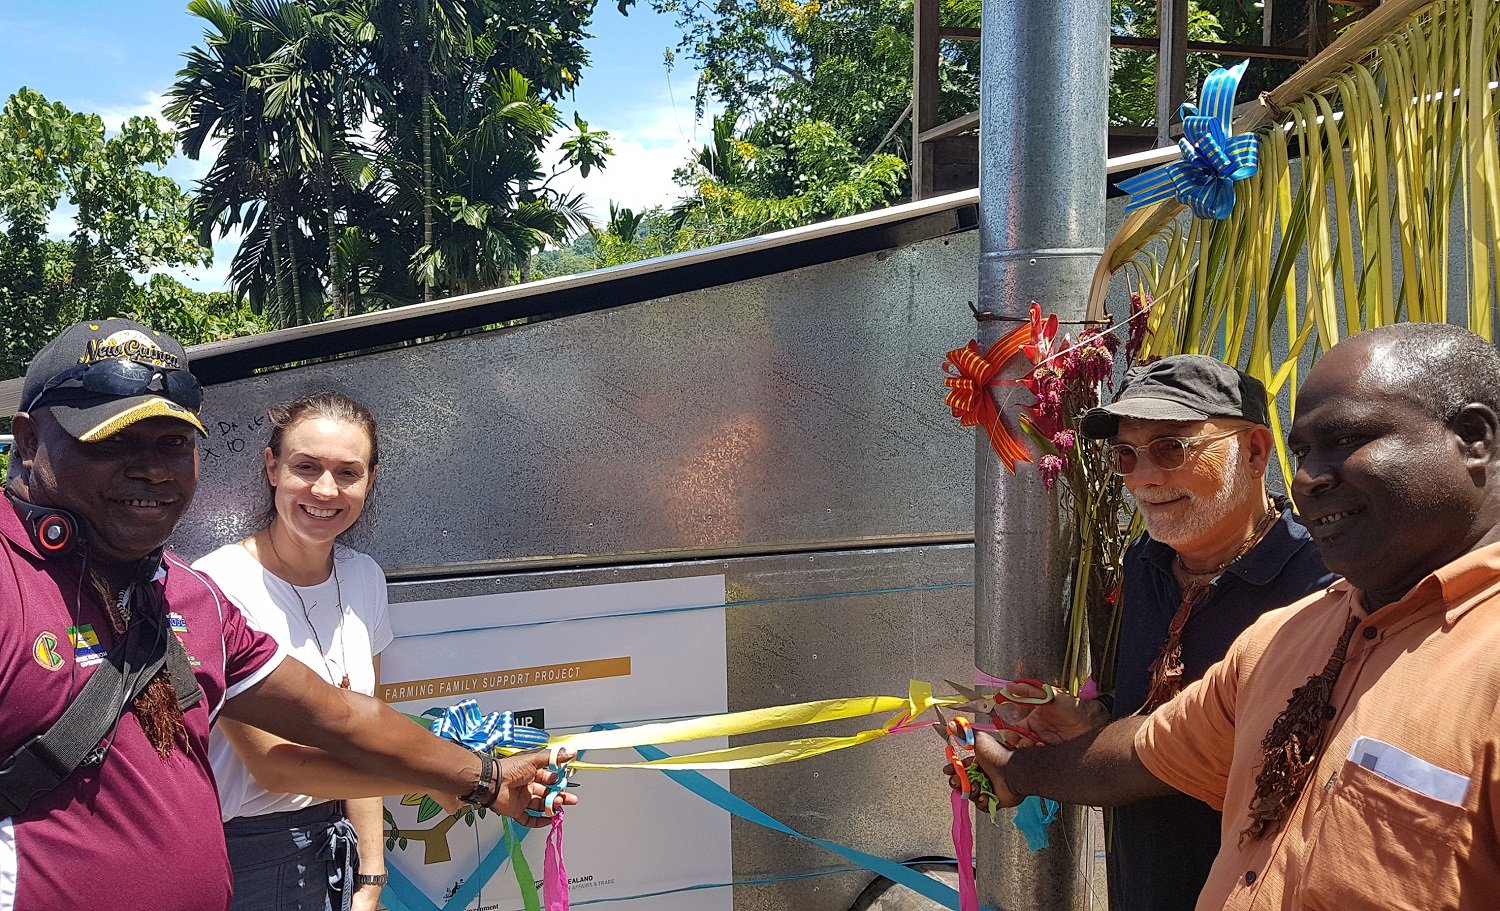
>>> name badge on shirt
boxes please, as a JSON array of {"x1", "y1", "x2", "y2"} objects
[{"x1": 1347, "y1": 736, "x2": 1470, "y2": 806}]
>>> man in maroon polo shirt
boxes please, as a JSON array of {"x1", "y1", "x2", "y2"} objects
[{"x1": 0, "y1": 319, "x2": 573, "y2": 911}]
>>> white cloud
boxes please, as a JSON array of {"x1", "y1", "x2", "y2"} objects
[
  {"x1": 93, "y1": 89, "x2": 176, "y2": 134},
  {"x1": 175, "y1": 229, "x2": 240, "y2": 293},
  {"x1": 548, "y1": 89, "x2": 723, "y2": 223},
  {"x1": 45, "y1": 203, "x2": 76, "y2": 240}
]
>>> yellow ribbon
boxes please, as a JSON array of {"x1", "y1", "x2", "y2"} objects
[{"x1": 504, "y1": 681, "x2": 965, "y2": 771}]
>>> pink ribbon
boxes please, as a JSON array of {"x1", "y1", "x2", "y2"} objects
[
  {"x1": 950, "y1": 789, "x2": 978, "y2": 911},
  {"x1": 972, "y1": 669, "x2": 1013, "y2": 688},
  {"x1": 974, "y1": 669, "x2": 1101, "y2": 701},
  {"x1": 544, "y1": 809, "x2": 569, "y2": 911}
]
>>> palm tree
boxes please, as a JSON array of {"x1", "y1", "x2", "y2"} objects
[
  {"x1": 243, "y1": 0, "x2": 378, "y2": 319},
  {"x1": 170, "y1": 0, "x2": 317, "y2": 325},
  {"x1": 363, "y1": 1, "x2": 598, "y2": 296},
  {"x1": 361, "y1": 0, "x2": 485, "y2": 300},
  {"x1": 171, "y1": 0, "x2": 604, "y2": 325}
]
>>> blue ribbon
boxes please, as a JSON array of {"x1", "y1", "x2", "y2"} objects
[
  {"x1": 1118, "y1": 60, "x2": 1260, "y2": 220},
  {"x1": 428, "y1": 699, "x2": 550, "y2": 753},
  {"x1": 381, "y1": 723, "x2": 963, "y2": 911},
  {"x1": 1013, "y1": 796, "x2": 1060, "y2": 851}
]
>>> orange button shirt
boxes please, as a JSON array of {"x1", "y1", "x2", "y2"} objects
[{"x1": 1135, "y1": 540, "x2": 1500, "y2": 911}]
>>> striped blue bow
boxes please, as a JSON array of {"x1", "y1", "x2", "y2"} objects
[
  {"x1": 1118, "y1": 60, "x2": 1260, "y2": 221},
  {"x1": 429, "y1": 699, "x2": 550, "y2": 753}
]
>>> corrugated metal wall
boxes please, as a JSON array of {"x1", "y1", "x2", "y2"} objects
[{"x1": 174, "y1": 229, "x2": 989, "y2": 909}]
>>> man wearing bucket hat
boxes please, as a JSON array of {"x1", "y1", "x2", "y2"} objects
[
  {"x1": 1001, "y1": 354, "x2": 1333, "y2": 911},
  {"x1": 0, "y1": 318, "x2": 575, "y2": 911},
  {"x1": 960, "y1": 323, "x2": 1500, "y2": 910}
]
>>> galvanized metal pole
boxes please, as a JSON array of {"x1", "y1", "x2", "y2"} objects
[{"x1": 975, "y1": 2, "x2": 1109, "y2": 910}]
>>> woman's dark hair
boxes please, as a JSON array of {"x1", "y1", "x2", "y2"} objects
[{"x1": 259, "y1": 392, "x2": 380, "y2": 532}]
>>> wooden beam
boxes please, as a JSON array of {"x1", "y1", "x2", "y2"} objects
[
  {"x1": 937, "y1": 26, "x2": 980, "y2": 40},
  {"x1": 918, "y1": 111, "x2": 980, "y2": 145},
  {"x1": 1309, "y1": 0, "x2": 1333, "y2": 56},
  {"x1": 1110, "y1": 35, "x2": 1313, "y2": 61},
  {"x1": 1156, "y1": 0, "x2": 1190, "y2": 146},
  {"x1": 912, "y1": 0, "x2": 941, "y2": 200}
]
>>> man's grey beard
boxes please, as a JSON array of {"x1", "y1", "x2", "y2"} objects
[{"x1": 1134, "y1": 438, "x2": 1259, "y2": 550}]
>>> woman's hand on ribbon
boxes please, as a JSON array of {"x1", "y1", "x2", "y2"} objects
[
  {"x1": 992, "y1": 681, "x2": 1110, "y2": 749},
  {"x1": 944, "y1": 731, "x2": 1022, "y2": 814},
  {"x1": 499, "y1": 748, "x2": 579, "y2": 827}
]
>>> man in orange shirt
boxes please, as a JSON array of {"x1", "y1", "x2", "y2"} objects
[{"x1": 961, "y1": 322, "x2": 1500, "y2": 910}]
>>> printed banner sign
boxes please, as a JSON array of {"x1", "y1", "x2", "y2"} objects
[{"x1": 379, "y1": 575, "x2": 730, "y2": 911}]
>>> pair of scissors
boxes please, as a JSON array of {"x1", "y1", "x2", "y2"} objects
[
  {"x1": 942, "y1": 679, "x2": 1055, "y2": 746},
  {"x1": 934, "y1": 705, "x2": 999, "y2": 819},
  {"x1": 525, "y1": 746, "x2": 580, "y2": 818}
]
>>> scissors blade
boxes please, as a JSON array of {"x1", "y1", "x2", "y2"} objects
[
  {"x1": 931, "y1": 705, "x2": 958, "y2": 749},
  {"x1": 942, "y1": 679, "x2": 997, "y2": 714}
]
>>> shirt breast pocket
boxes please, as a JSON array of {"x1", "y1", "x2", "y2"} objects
[{"x1": 1297, "y1": 756, "x2": 1471, "y2": 911}]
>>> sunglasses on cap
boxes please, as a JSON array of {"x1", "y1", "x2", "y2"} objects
[
  {"x1": 1106, "y1": 427, "x2": 1248, "y2": 475},
  {"x1": 25, "y1": 358, "x2": 203, "y2": 414}
]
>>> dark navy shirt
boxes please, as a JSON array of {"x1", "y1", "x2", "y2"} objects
[{"x1": 1108, "y1": 497, "x2": 1336, "y2": 911}]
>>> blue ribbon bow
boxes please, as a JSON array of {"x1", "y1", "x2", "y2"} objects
[
  {"x1": 429, "y1": 699, "x2": 550, "y2": 753},
  {"x1": 1118, "y1": 60, "x2": 1260, "y2": 220}
]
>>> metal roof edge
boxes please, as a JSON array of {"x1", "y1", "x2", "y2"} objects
[
  {"x1": 182, "y1": 186, "x2": 982, "y2": 384},
  {"x1": 0, "y1": 140, "x2": 1186, "y2": 412}
]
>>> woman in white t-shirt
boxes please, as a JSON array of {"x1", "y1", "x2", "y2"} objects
[{"x1": 194, "y1": 392, "x2": 391, "y2": 911}]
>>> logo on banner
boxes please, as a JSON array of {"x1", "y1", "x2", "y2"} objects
[{"x1": 511, "y1": 708, "x2": 545, "y2": 729}]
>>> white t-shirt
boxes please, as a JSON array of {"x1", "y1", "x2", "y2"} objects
[{"x1": 193, "y1": 542, "x2": 394, "y2": 820}]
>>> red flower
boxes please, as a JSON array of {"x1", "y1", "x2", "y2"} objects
[
  {"x1": 1019, "y1": 365, "x2": 1067, "y2": 439},
  {"x1": 1126, "y1": 292, "x2": 1153, "y2": 362},
  {"x1": 1039, "y1": 454, "x2": 1067, "y2": 492},
  {"x1": 1022, "y1": 301, "x2": 1060, "y2": 365},
  {"x1": 1069, "y1": 329, "x2": 1119, "y2": 389}
]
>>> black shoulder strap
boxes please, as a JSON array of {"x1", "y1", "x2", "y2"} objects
[{"x1": 0, "y1": 584, "x2": 201, "y2": 819}]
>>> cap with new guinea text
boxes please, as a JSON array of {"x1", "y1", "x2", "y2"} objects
[
  {"x1": 19, "y1": 318, "x2": 207, "y2": 442},
  {"x1": 1078, "y1": 354, "x2": 1270, "y2": 440}
]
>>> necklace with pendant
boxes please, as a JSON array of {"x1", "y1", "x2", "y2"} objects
[{"x1": 261, "y1": 532, "x2": 351, "y2": 689}]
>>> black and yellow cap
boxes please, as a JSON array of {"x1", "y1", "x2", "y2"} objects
[{"x1": 19, "y1": 318, "x2": 207, "y2": 441}]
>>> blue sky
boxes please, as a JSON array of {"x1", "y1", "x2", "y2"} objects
[{"x1": 0, "y1": 0, "x2": 716, "y2": 289}]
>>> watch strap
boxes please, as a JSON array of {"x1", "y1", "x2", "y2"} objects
[
  {"x1": 459, "y1": 750, "x2": 499, "y2": 808},
  {"x1": 355, "y1": 873, "x2": 389, "y2": 887}
]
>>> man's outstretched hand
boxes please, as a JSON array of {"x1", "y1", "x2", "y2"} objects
[
  {"x1": 498, "y1": 748, "x2": 578, "y2": 827},
  {"x1": 944, "y1": 730, "x2": 1024, "y2": 815}
]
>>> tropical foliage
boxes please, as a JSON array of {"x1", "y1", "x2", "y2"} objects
[
  {"x1": 165, "y1": 0, "x2": 610, "y2": 326},
  {"x1": 670, "y1": 114, "x2": 906, "y2": 237},
  {"x1": 1070, "y1": 0, "x2": 1500, "y2": 689},
  {"x1": 0, "y1": 87, "x2": 267, "y2": 382},
  {"x1": 1120, "y1": 0, "x2": 1499, "y2": 454},
  {"x1": 644, "y1": 0, "x2": 979, "y2": 165},
  {"x1": 620, "y1": 0, "x2": 970, "y2": 228},
  {"x1": 593, "y1": 0, "x2": 1266, "y2": 255},
  {"x1": 1109, "y1": 0, "x2": 1227, "y2": 127}
]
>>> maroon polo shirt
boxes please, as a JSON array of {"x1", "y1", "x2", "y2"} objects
[{"x1": 0, "y1": 501, "x2": 282, "y2": 910}]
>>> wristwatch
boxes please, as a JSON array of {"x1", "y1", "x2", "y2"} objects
[
  {"x1": 459, "y1": 750, "x2": 500, "y2": 809},
  {"x1": 355, "y1": 873, "x2": 389, "y2": 887}
]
